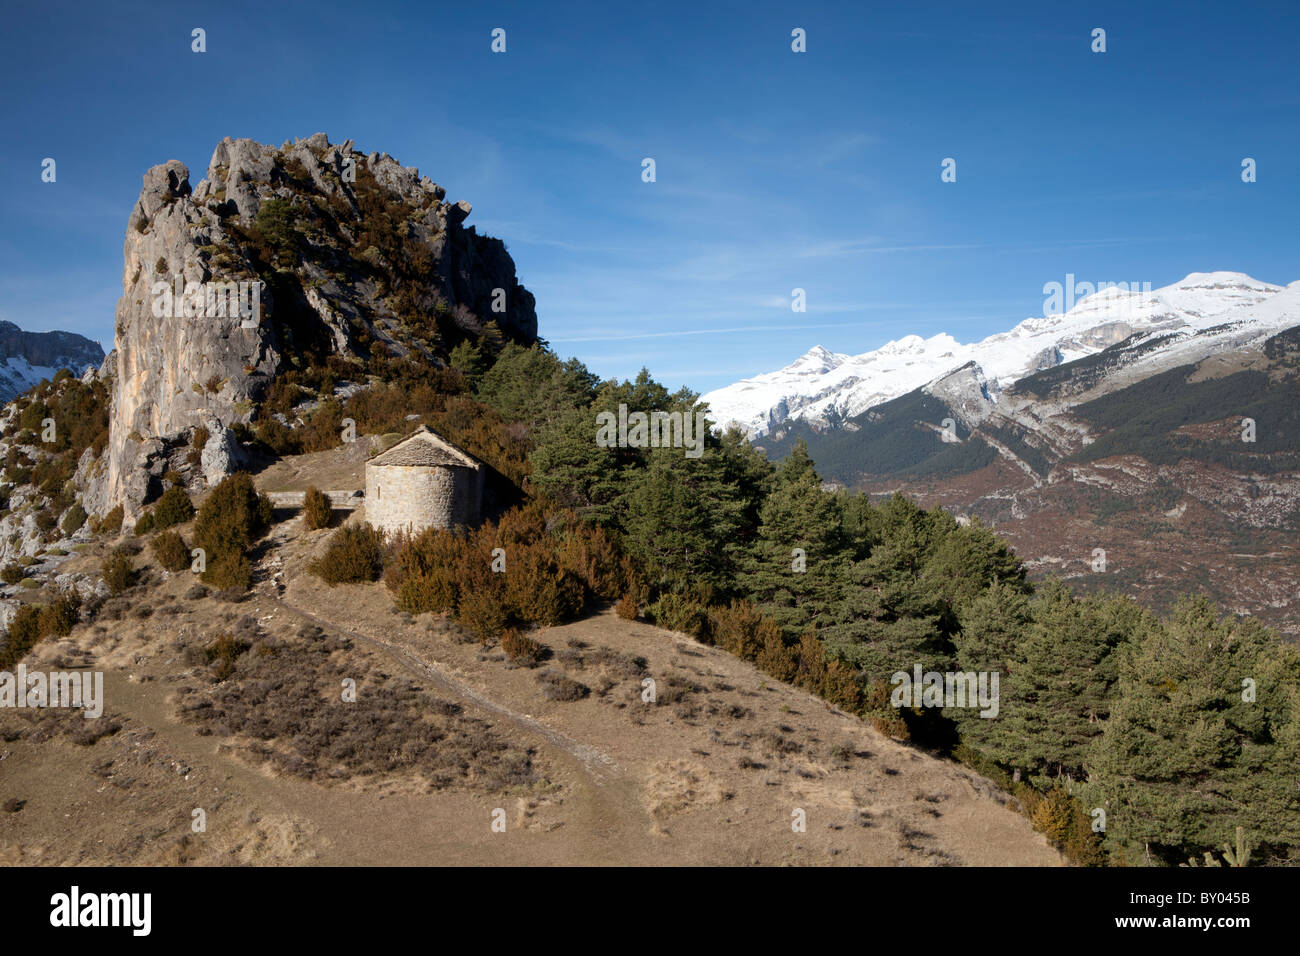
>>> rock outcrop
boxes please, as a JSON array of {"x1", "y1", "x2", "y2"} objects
[
  {"x1": 198, "y1": 420, "x2": 248, "y2": 487},
  {"x1": 106, "y1": 133, "x2": 537, "y2": 519}
]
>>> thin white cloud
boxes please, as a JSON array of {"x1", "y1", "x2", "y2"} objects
[{"x1": 549, "y1": 322, "x2": 859, "y2": 344}]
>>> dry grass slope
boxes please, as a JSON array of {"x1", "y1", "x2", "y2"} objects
[{"x1": 0, "y1": 504, "x2": 1061, "y2": 867}]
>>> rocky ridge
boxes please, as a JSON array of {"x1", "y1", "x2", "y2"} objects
[
  {"x1": 99, "y1": 133, "x2": 536, "y2": 519},
  {"x1": 0, "y1": 321, "x2": 104, "y2": 404}
]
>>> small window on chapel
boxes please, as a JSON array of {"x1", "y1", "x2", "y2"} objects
[{"x1": 376, "y1": 485, "x2": 381, "y2": 499}]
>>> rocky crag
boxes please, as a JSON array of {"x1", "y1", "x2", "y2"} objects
[{"x1": 103, "y1": 133, "x2": 537, "y2": 519}]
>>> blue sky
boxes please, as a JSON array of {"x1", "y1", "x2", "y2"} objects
[{"x1": 1, "y1": 0, "x2": 1297, "y2": 395}]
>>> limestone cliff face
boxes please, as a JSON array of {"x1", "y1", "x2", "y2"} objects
[
  {"x1": 107, "y1": 155, "x2": 275, "y2": 514},
  {"x1": 106, "y1": 133, "x2": 537, "y2": 517}
]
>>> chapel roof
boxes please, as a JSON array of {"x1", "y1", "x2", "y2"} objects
[{"x1": 367, "y1": 426, "x2": 482, "y2": 469}]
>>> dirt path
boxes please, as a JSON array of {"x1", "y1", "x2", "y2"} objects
[{"x1": 3, "y1": 511, "x2": 1063, "y2": 866}]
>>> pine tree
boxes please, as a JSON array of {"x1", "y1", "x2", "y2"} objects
[
  {"x1": 947, "y1": 578, "x2": 1034, "y2": 767},
  {"x1": 821, "y1": 494, "x2": 952, "y2": 683},
  {"x1": 1082, "y1": 596, "x2": 1293, "y2": 864},
  {"x1": 477, "y1": 342, "x2": 598, "y2": 427},
  {"x1": 949, "y1": 582, "x2": 1142, "y2": 781},
  {"x1": 837, "y1": 490, "x2": 880, "y2": 559},
  {"x1": 917, "y1": 517, "x2": 1026, "y2": 615},
  {"x1": 714, "y1": 425, "x2": 774, "y2": 546},
  {"x1": 620, "y1": 441, "x2": 748, "y2": 594},
  {"x1": 529, "y1": 404, "x2": 625, "y2": 518},
  {"x1": 736, "y1": 440, "x2": 851, "y2": 636},
  {"x1": 448, "y1": 339, "x2": 485, "y2": 387},
  {"x1": 595, "y1": 368, "x2": 677, "y2": 417},
  {"x1": 1006, "y1": 584, "x2": 1137, "y2": 780}
]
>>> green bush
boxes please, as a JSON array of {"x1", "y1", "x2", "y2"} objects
[
  {"x1": 133, "y1": 510, "x2": 155, "y2": 535},
  {"x1": 152, "y1": 531, "x2": 191, "y2": 572},
  {"x1": 61, "y1": 502, "x2": 87, "y2": 536},
  {"x1": 1, "y1": 564, "x2": 23, "y2": 585},
  {"x1": 96, "y1": 504, "x2": 124, "y2": 535},
  {"x1": 204, "y1": 633, "x2": 250, "y2": 681},
  {"x1": 101, "y1": 552, "x2": 134, "y2": 594},
  {"x1": 37, "y1": 592, "x2": 81, "y2": 637},
  {"x1": 194, "y1": 472, "x2": 272, "y2": 562},
  {"x1": 311, "y1": 524, "x2": 384, "y2": 585},
  {"x1": 303, "y1": 485, "x2": 332, "y2": 530},
  {"x1": 255, "y1": 197, "x2": 299, "y2": 263},
  {"x1": 0, "y1": 605, "x2": 43, "y2": 669},
  {"x1": 202, "y1": 549, "x2": 252, "y2": 592},
  {"x1": 152, "y1": 486, "x2": 195, "y2": 528},
  {"x1": 18, "y1": 401, "x2": 49, "y2": 434},
  {"x1": 647, "y1": 591, "x2": 708, "y2": 638}
]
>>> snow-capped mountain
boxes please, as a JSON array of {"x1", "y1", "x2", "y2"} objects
[
  {"x1": 747, "y1": 274, "x2": 1300, "y2": 638},
  {"x1": 0, "y1": 321, "x2": 105, "y2": 403},
  {"x1": 703, "y1": 272, "x2": 1298, "y2": 437}
]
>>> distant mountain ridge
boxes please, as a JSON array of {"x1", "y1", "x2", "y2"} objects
[
  {"x1": 740, "y1": 274, "x2": 1300, "y2": 637},
  {"x1": 0, "y1": 320, "x2": 104, "y2": 402},
  {"x1": 703, "y1": 272, "x2": 1297, "y2": 438}
]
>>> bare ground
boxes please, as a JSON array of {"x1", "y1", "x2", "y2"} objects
[{"x1": 0, "y1": 510, "x2": 1061, "y2": 866}]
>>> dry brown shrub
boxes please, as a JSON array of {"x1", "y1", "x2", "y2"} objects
[
  {"x1": 503, "y1": 543, "x2": 585, "y2": 626},
  {"x1": 536, "y1": 669, "x2": 589, "y2": 702},
  {"x1": 152, "y1": 530, "x2": 190, "y2": 572},
  {"x1": 755, "y1": 629, "x2": 797, "y2": 682},
  {"x1": 615, "y1": 594, "x2": 639, "y2": 621},
  {"x1": 456, "y1": 584, "x2": 508, "y2": 642},
  {"x1": 501, "y1": 628, "x2": 546, "y2": 667},
  {"x1": 311, "y1": 524, "x2": 384, "y2": 585},
  {"x1": 303, "y1": 485, "x2": 332, "y2": 530}
]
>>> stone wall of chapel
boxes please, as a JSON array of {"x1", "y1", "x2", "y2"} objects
[{"x1": 365, "y1": 463, "x2": 479, "y2": 534}]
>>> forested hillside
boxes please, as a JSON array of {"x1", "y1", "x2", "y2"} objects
[
  {"x1": 272, "y1": 336, "x2": 1300, "y2": 867},
  {"x1": 756, "y1": 323, "x2": 1300, "y2": 636}
]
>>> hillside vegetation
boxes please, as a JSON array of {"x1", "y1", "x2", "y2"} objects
[
  {"x1": 3, "y1": 319, "x2": 1298, "y2": 867},
  {"x1": 3, "y1": 310, "x2": 1297, "y2": 868},
  {"x1": 294, "y1": 338, "x2": 1300, "y2": 865}
]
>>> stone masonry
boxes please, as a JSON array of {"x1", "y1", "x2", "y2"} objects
[{"x1": 364, "y1": 427, "x2": 483, "y2": 534}]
